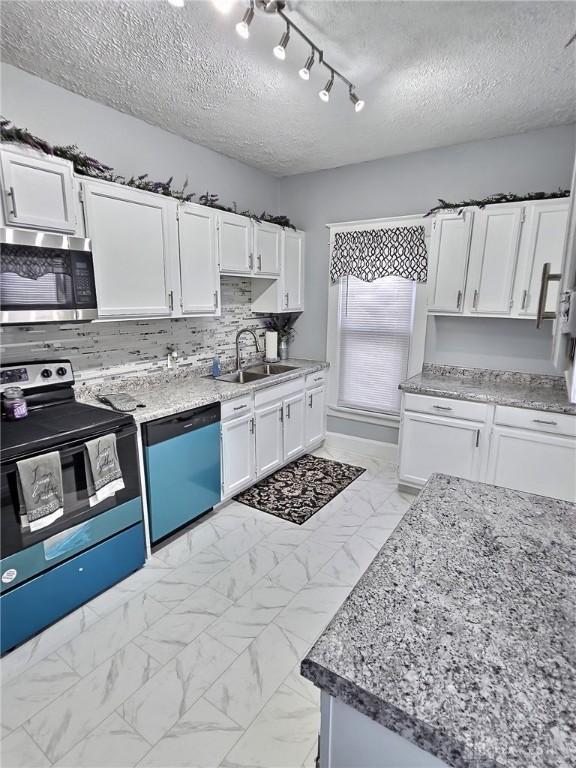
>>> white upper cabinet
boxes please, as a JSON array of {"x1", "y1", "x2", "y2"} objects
[
  {"x1": 178, "y1": 203, "x2": 220, "y2": 316},
  {"x1": 253, "y1": 221, "x2": 281, "y2": 276},
  {"x1": 0, "y1": 147, "x2": 77, "y2": 233},
  {"x1": 514, "y1": 199, "x2": 570, "y2": 317},
  {"x1": 465, "y1": 205, "x2": 523, "y2": 315},
  {"x1": 219, "y1": 211, "x2": 252, "y2": 274},
  {"x1": 282, "y1": 229, "x2": 304, "y2": 311},
  {"x1": 427, "y1": 211, "x2": 473, "y2": 313},
  {"x1": 82, "y1": 179, "x2": 178, "y2": 319}
]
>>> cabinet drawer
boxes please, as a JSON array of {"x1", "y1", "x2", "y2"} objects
[
  {"x1": 221, "y1": 395, "x2": 253, "y2": 422},
  {"x1": 403, "y1": 393, "x2": 488, "y2": 422},
  {"x1": 494, "y1": 405, "x2": 576, "y2": 437},
  {"x1": 254, "y1": 377, "x2": 304, "y2": 409},
  {"x1": 305, "y1": 369, "x2": 327, "y2": 389}
]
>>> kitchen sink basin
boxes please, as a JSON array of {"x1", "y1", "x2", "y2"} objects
[
  {"x1": 215, "y1": 370, "x2": 268, "y2": 384},
  {"x1": 245, "y1": 363, "x2": 299, "y2": 375}
]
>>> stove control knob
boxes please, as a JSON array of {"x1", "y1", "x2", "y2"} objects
[
  {"x1": 41, "y1": 368, "x2": 53, "y2": 379},
  {"x1": 56, "y1": 367, "x2": 67, "y2": 377}
]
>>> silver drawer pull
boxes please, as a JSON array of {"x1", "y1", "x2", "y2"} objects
[
  {"x1": 432, "y1": 405, "x2": 453, "y2": 411},
  {"x1": 7, "y1": 186, "x2": 17, "y2": 217},
  {"x1": 456, "y1": 290, "x2": 462, "y2": 309},
  {"x1": 533, "y1": 419, "x2": 557, "y2": 426},
  {"x1": 233, "y1": 404, "x2": 246, "y2": 411}
]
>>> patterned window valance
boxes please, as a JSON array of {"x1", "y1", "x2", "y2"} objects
[{"x1": 330, "y1": 225, "x2": 427, "y2": 284}]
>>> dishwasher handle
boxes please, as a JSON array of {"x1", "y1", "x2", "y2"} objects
[{"x1": 143, "y1": 402, "x2": 221, "y2": 446}]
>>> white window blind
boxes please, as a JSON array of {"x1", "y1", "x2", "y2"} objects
[{"x1": 337, "y1": 275, "x2": 416, "y2": 416}]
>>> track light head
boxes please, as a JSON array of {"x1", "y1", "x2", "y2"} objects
[
  {"x1": 212, "y1": 0, "x2": 235, "y2": 14},
  {"x1": 273, "y1": 28, "x2": 290, "y2": 60},
  {"x1": 349, "y1": 90, "x2": 365, "y2": 112},
  {"x1": 319, "y1": 72, "x2": 334, "y2": 102},
  {"x1": 299, "y1": 51, "x2": 315, "y2": 81},
  {"x1": 235, "y1": 4, "x2": 254, "y2": 38}
]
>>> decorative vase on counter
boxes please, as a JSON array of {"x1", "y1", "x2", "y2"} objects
[{"x1": 279, "y1": 338, "x2": 289, "y2": 360}]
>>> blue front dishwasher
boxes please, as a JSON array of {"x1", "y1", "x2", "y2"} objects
[{"x1": 143, "y1": 403, "x2": 221, "y2": 544}]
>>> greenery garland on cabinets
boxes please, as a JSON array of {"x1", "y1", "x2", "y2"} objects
[
  {"x1": 0, "y1": 118, "x2": 295, "y2": 229},
  {"x1": 425, "y1": 190, "x2": 570, "y2": 216}
]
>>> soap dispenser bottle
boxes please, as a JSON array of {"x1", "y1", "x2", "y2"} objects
[{"x1": 212, "y1": 357, "x2": 221, "y2": 378}]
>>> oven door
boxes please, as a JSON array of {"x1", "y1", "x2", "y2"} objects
[
  {"x1": 0, "y1": 227, "x2": 98, "y2": 323},
  {"x1": 0, "y1": 421, "x2": 141, "y2": 564}
]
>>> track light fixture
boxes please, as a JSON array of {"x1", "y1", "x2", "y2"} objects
[
  {"x1": 216, "y1": 1, "x2": 365, "y2": 112},
  {"x1": 319, "y1": 71, "x2": 334, "y2": 102},
  {"x1": 299, "y1": 51, "x2": 315, "y2": 81},
  {"x1": 236, "y1": 2, "x2": 254, "y2": 38},
  {"x1": 349, "y1": 89, "x2": 365, "y2": 112},
  {"x1": 273, "y1": 25, "x2": 290, "y2": 60}
]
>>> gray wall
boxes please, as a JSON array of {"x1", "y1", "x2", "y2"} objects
[
  {"x1": 279, "y1": 124, "x2": 575, "y2": 442},
  {"x1": 1, "y1": 64, "x2": 280, "y2": 214}
]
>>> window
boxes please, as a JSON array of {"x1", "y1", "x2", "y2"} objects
[{"x1": 336, "y1": 275, "x2": 416, "y2": 416}]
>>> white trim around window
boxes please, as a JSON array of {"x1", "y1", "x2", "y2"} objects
[{"x1": 326, "y1": 215, "x2": 430, "y2": 427}]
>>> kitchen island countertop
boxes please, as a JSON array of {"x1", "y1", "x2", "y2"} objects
[{"x1": 301, "y1": 474, "x2": 576, "y2": 768}]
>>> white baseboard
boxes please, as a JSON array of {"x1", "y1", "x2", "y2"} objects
[{"x1": 324, "y1": 432, "x2": 398, "y2": 462}]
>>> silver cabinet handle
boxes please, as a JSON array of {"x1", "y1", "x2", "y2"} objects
[
  {"x1": 214, "y1": 291, "x2": 219, "y2": 309},
  {"x1": 286, "y1": 403, "x2": 291, "y2": 419},
  {"x1": 233, "y1": 404, "x2": 246, "y2": 411},
  {"x1": 533, "y1": 418, "x2": 558, "y2": 426},
  {"x1": 475, "y1": 429, "x2": 480, "y2": 448},
  {"x1": 250, "y1": 417, "x2": 255, "y2": 434},
  {"x1": 473, "y1": 289, "x2": 479, "y2": 309},
  {"x1": 308, "y1": 394, "x2": 313, "y2": 408},
  {"x1": 536, "y1": 262, "x2": 561, "y2": 328},
  {"x1": 521, "y1": 289, "x2": 528, "y2": 310},
  {"x1": 313, "y1": 377, "x2": 323, "y2": 383},
  {"x1": 432, "y1": 404, "x2": 453, "y2": 411},
  {"x1": 284, "y1": 292, "x2": 289, "y2": 308},
  {"x1": 456, "y1": 290, "x2": 462, "y2": 309},
  {"x1": 7, "y1": 186, "x2": 17, "y2": 218},
  {"x1": 279, "y1": 406, "x2": 284, "y2": 423},
  {"x1": 168, "y1": 290, "x2": 174, "y2": 311},
  {"x1": 257, "y1": 254, "x2": 262, "y2": 272},
  {"x1": 249, "y1": 253, "x2": 254, "y2": 270}
]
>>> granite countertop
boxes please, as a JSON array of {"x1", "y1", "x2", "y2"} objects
[
  {"x1": 301, "y1": 474, "x2": 576, "y2": 768},
  {"x1": 399, "y1": 364, "x2": 575, "y2": 415},
  {"x1": 75, "y1": 358, "x2": 328, "y2": 424}
]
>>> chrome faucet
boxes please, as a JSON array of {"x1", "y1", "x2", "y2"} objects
[{"x1": 235, "y1": 329, "x2": 260, "y2": 371}]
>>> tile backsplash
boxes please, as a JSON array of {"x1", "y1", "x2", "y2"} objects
[{"x1": 0, "y1": 277, "x2": 269, "y2": 378}]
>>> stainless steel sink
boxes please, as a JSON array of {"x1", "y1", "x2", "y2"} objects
[
  {"x1": 215, "y1": 370, "x2": 268, "y2": 384},
  {"x1": 245, "y1": 363, "x2": 298, "y2": 375}
]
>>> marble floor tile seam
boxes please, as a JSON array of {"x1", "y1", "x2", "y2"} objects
[{"x1": 12, "y1": 722, "x2": 53, "y2": 767}]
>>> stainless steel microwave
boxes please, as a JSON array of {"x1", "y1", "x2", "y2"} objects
[{"x1": 0, "y1": 227, "x2": 98, "y2": 324}]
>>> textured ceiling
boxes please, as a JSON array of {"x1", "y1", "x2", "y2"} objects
[{"x1": 1, "y1": 0, "x2": 575, "y2": 176}]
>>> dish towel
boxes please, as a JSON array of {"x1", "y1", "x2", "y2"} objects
[
  {"x1": 17, "y1": 451, "x2": 64, "y2": 532},
  {"x1": 84, "y1": 433, "x2": 125, "y2": 507}
]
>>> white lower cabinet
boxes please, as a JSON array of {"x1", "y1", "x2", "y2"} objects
[
  {"x1": 399, "y1": 393, "x2": 576, "y2": 502},
  {"x1": 486, "y1": 426, "x2": 576, "y2": 502},
  {"x1": 305, "y1": 385, "x2": 326, "y2": 447},
  {"x1": 255, "y1": 402, "x2": 284, "y2": 477},
  {"x1": 221, "y1": 412, "x2": 255, "y2": 497},
  {"x1": 399, "y1": 412, "x2": 485, "y2": 487},
  {"x1": 283, "y1": 392, "x2": 305, "y2": 461}
]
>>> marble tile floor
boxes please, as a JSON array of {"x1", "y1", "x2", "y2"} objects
[{"x1": 1, "y1": 444, "x2": 413, "y2": 768}]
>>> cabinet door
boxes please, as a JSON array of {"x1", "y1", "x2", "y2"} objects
[
  {"x1": 305, "y1": 386, "x2": 326, "y2": 447},
  {"x1": 221, "y1": 414, "x2": 255, "y2": 497},
  {"x1": 282, "y1": 229, "x2": 304, "y2": 311},
  {"x1": 399, "y1": 412, "x2": 484, "y2": 487},
  {"x1": 254, "y1": 222, "x2": 281, "y2": 276},
  {"x1": 466, "y1": 205, "x2": 523, "y2": 315},
  {"x1": 178, "y1": 204, "x2": 220, "y2": 316},
  {"x1": 486, "y1": 426, "x2": 576, "y2": 502},
  {"x1": 428, "y1": 211, "x2": 473, "y2": 313},
  {"x1": 517, "y1": 201, "x2": 569, "y2": 317},
  {"x1": 219, "y1": 212, "x2": 252, "y2": 274},
  {"x1": 82, "y1": 181, "x2": 176, "y2": 318},
  {"x1": 0, "y1": 149, "x2": 76, "y2": 232},
  {"x1": 255, "y1": 402, "x2": 284, "y2": 477},
  {"x1": 283, "y1": 392, "x2": 305, "y2": 461}
]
